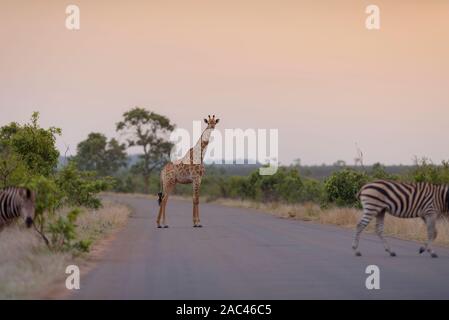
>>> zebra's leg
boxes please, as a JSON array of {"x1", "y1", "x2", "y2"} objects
[
  {"x1": 352, "y1": 210, "x2": 376, "y2": 257},
  {"x1": 419, "y1": 217, "x2": 427, "y2": 254},
  {"x1": 420, "y1": 214, "x2": 438, "y2": 258},
  {"x1": 375, "y1": 211, "x2": 396, "y2": 257}
]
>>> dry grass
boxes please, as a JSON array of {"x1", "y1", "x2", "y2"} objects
[
  {"x1": 76, "y1": 202, "x2": 129, "y2": 242},
  {"x1": 0, "y1": 201, "x2": 130, "y2": 299},
  {"x1": 213, "y1": 198, "x2": 449, "y2": 247}
]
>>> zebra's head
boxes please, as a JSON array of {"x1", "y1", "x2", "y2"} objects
[{"x1": 19, "y1": 188, "x2": 36, "y2": 228}]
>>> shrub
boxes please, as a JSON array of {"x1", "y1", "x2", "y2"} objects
[
  {"x1": 0, "y1": 113, "x2": 113, "y2": 253},
  {"x1": 0, "y1": 148, "x2": 30, "y2": 188},
  {"x1": 56, "y1": 163, "x2": 113, "y2": 209},
  {"x1": 324, "y1": 169, "x2": 369, "y2": 207},
  {"x1": 248, "y1": 168, "x2": 285, "y2": 202},
  {"x1": 369, "y1": 162, "x2": 397, "y2": 180},
  {"x1": 276, "y1": 170, "x2": 303, "y2": 203},
  {"x1": 300, "y1": 178, "x2": 324, "y2": 203},
  {"x1": 47, "y1": 208, "x2": 92, "y2": 253},
  {"x1": 408, "y1": 158, "x2": 449, "y2": 184},
  {"x1": 26, "y1": 170, "x2": 109, "y2": 253},
  {"x1": 0, "y1": 112, "x2": 61, "y2": 176}
]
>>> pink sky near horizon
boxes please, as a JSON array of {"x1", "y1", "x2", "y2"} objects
[{"x1": 1, "y1": 0, "x2": 448, "y2": 165}]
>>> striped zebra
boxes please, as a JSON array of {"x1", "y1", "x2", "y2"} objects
[
  {"x1": 0, "y1": 187, "x2": 36, "y2": 229},
  {"x1": 353, "y1": 180, "x2": 449, "y2": 258}
]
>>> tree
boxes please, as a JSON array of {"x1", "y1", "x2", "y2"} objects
[
  {"x1": 0, "y1": 112, "x2": 61, "y2": 177},
  {"x1": 292, "y1": 158, "x2": 301, "y2": 167},
  {"x1": 333, "y1": 160, "x2": 347, "y2": 167},
  {"x1": 74, "y1": 132, "x2": 127, "y2": 176},
  {"x1": 107, "y1": 138, "x2": 128, "y2": 174},
  {"x1": 370, "y1": 162, "x2": 394, "y2": 180},
  {"x1": 116, "y1": 107, "x2": 175, "y2": 193}
]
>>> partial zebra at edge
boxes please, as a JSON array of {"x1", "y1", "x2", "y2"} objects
[
  {"x1": 353, "y1": 180, "x2": 449, "y2": 258},
  {"x1": 0, "y1": 187, "x2": 36, "y2": 230}
]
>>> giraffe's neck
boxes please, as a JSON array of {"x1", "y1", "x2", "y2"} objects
[{"x1": 181, "y1": 127, "x2": 213, "y2": 164}]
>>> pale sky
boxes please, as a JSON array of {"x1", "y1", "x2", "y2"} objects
[{"x1": 1, "y1": 0, "x2": 448, "y2": 165}]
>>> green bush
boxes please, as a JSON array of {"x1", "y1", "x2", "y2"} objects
[
  {"x1": 26, "y1": 168, "x2": 110, "y2": 253},
  {"x1": 300, "y1": 178, "x2": 324, "y2": 203},
  {"x1": 0, "y1": 113, "x2": 112, "y2": 253},
  {"x1": 247, "y1": 168, "x2": 285, "y2": 202},
  {"x1": 276, "y1": 170, "x2": 303, "y2": 203},
  {"x1": 324, "y1": 169, "x2": 368, "y2": 207},
  {"x1": 226, "y1": 176, "x2": 251, "y2": 199},
  {"x1": 56, "y1": 163, "x2": 113, "y2": 209},
  {"x1": 0, "y1": 112, "x2": 61, "y2": 176},
  {"x1": 149, "y1": 167, "x2": 326, "y2": 205},
  {"x1": 369, "y1": 163, "x2": 397, "y2": 180},
  {"x1": 0, "y1": 147, "x2": 30, "y2": 188},
  {"x1": 407, "y1": 158, "x2": 449, "y2": 184},
  {"x1": 47, "y1": 208, "x2": 91, "y2": 253}
]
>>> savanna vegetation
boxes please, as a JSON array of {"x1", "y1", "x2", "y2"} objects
[
  {"x1": 66, "y1": 107, "x2": 449, "y2": 217},
  {"x1": 70, "y1": 107, "x2": 449, "y2": 248},
  {"x1": 3, "y1": 107, "x2": 449, "y2": 298},
  {"x1": 0, "y1": 112, "x2": 131, "y2": 299}
]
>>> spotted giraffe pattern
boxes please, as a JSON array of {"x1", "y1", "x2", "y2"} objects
[{"x1": 157, "y1": 115, "x2": 219, "y2": 228}]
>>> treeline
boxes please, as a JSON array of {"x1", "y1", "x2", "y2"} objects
[
  {"x1": 162, "y1": 160, "x2": 449, "y2": 208},
  {"x1": 6, "y1": 108, "x2": 445, "y2": 235},
  {"x1": 0, "y1": 107, "x2": 176, "y2": 253},
  {"x1": 64, "y1": 107, "x2": 449, "y2": 210},
  {"x1": 74, "y1": 140, "x2": 449, "y2": 211},
  {"x1": 286, "y1": 163, "x2": 411, "y2": 180}
]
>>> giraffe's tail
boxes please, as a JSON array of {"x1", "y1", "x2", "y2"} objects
[{"x1": 158, "y1": 192, "x2": 163, "y2": 206}]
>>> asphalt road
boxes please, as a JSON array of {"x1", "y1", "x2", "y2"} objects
[{"x1": 68, "y1": 195, "x2": 449, "y2": 300}]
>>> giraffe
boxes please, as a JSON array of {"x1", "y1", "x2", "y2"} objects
[{"x1": 157, "y1": 115, "x2": 220, "y2": 228}]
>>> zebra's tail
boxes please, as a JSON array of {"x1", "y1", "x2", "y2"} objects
[{"x1": 158, "y1": 192, "x2": 163, "y2": 206}]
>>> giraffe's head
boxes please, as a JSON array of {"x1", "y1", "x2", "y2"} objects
[{"x1": 204, "y1": 115, "x2": 220, "y2": 129}]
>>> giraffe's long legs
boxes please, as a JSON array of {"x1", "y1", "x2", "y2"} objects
[
  {"x1": 192, "y1": 178, "x2": 202, "y2": 227},
  {"x1": 161, "y1": 194, "x2": 169, "y2": 228},
  {"x1": 157, "y1": 195, "x2": 164, "y2": 228},
  {"x1": 352, "y1": 209, "x2": 377, "y2": 256},
  {"x1": 375, "y1": 211, "x2": 396, "y2": 257},
  {"x1": 419, "y1": 214, "x2": 438, "y2": 258},
  {"x1": 158, "y1": 184, "x2": 174, "y2": 228},
  {"x1": 193, "y1": 202, "x2": 200, "y2": 227}
]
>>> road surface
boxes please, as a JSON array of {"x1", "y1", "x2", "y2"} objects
[{"x1": 68, "y1": 195, "x2": 449, "y2": 299}]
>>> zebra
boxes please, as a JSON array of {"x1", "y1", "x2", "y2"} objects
[
  {"x1": 353, "y1": 180, "x2": 449, "y2": 258},
  {"x1": 0, "y1": 187, "x2": 36, "y2": 229}
]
